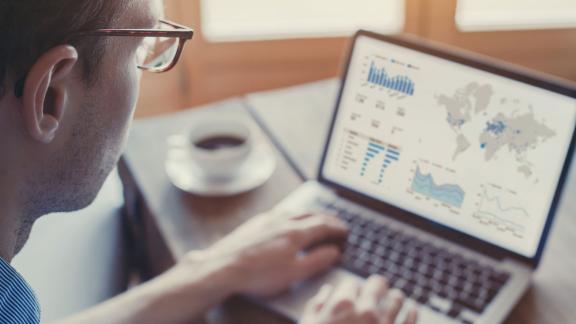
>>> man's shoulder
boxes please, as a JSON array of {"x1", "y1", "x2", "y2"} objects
[{"x1": 0, "y1": 258, "x2": 41, "y2": 323}]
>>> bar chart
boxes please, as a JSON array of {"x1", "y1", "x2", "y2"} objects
[
  {"x1": 334, "y1": 129, "x2": 402, "y2": 185},
  {"x1": 361, "y1": 140, "x2": 401, "y2": 184},
  {"x1": 367, "y1": 61, "x2": 415, "y2": 96}
]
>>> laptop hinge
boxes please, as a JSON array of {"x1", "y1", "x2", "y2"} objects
[{"x1": 327, "y1": 182, "x2": 534, "y2": 265}]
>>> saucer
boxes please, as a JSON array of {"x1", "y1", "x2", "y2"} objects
[{"x1": 165, "y1": 142, "x2": 276, "y2": 197}]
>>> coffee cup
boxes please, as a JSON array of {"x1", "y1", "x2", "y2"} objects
[{"x1": 179, "y1": 120, "x2": 253, "y2": 181}]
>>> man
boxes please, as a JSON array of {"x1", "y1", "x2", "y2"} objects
[{"x1": 0, "y1": 0, "x2": 418, "y2": 323}]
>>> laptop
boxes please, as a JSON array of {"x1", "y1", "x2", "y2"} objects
[{"x1": 259, "y1": 31, "x2": 576, "y2": 323}]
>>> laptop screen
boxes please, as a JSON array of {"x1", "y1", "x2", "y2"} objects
[{"x1": 322, "y1": 35, "x2": 576, "y2": 258}]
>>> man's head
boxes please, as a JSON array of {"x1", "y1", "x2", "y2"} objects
[{"x1": 0, "y1": 0, "x2": 163, "y2": 246}]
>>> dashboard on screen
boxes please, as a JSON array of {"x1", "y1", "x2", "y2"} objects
[{"x1": 323, "y1": 35, "x2": 576, "y2": 258}]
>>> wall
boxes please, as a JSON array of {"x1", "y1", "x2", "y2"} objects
[{"x1": 135, "y1": 0, "x2": 576, "y2": 117}]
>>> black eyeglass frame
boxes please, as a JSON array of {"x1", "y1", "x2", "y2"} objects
[
  {"x1": 14, "y1": 19, "x2": 194, "y2": 97},
  {"x1": 71, "y1": 19, "x2": 194, "y2": 73}
]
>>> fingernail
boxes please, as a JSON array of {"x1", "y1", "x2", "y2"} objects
[{"x1": 391, "y1": 289, "x2": 405, "y2": 300}]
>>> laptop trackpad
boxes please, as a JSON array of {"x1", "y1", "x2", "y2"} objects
[{"x1": 264, "y1": 268, "x2": 363, "y2": 320}]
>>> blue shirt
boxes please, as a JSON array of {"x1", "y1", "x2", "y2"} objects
[{"x1": 0, "y1": 257, "x2": 40, "y2": 323}]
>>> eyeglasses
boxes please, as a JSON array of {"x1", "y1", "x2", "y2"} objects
[
  {"x1": 14, "y1": 19, "x2": 194, "y2": 98},
  {"x1": 72, "y1": 19, "x2": 194, "y2": 73}
]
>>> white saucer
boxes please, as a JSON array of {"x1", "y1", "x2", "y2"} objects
[{"x1": 165, "y1": 142, "x2": 277, "y2": 197}]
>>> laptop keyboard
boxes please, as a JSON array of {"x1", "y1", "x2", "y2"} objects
[{"x1": 320, "y1": 200, "x2": 511, "y2": 323}]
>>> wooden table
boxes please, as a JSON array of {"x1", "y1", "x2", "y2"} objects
[
  {"x1": 120, "y1": 99, "x2": 299, "y2": 323},
  {"x1": 121, "y1": 80, "x2": 576, "y2": 324}
]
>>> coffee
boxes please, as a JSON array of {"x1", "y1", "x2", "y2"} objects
[
  {"x1": 184, "y1": 120, "x2": 253, "y2": 180},
  {"x1": 194, "y1": 135, "x2": 246, "y2": 151}
]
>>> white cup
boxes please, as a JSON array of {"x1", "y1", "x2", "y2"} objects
[{"x1": 183, "y1": 120, "x2": 253, "y2": 181}]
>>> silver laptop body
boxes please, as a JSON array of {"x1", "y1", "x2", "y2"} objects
[{"x1": 260, "y1": 31, "x2": 576, "y2": 324}]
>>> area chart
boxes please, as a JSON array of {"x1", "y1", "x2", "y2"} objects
[{"x1": 410, "y1": 166, "x2": 465, "y2": 208}]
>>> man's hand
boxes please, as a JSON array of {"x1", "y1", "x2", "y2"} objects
[
  {"x1": 202, "y1": 211, "x2": 348, "y2": 297},
  {"x1": 301, "y1": 275, "x2": 418, "y2": 324},
  {"x1": 57, "y1": 211, "x2": 348, "y2": 324}
]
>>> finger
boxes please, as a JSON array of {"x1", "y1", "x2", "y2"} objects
[
  {"x1": 323, "y1": 279, "x2": 361, "y2": 316},
  {"x1": 290, "y1": 213, "x2": 314, "y2": 221},
  {"x1": 304, "y1": 284, "x2": 334, "y2": 314},
  {"x1": 357, "y1": 276, "x2": 389, "y2": 323},
  {"x1": 403, "y1": 307, "x2": 418, "y2": 324},
  {"x1": 292, "y1": 214, "x2": 348, "y2": 248},
  {"x1": 293, "y1": 213, "x2": 346, "y2": 231},
  {"x1": 382, "y1": 289, "x2": 405, "y2": 324},
  {"x1": 307, "y1": 209, "x2": 340, "y2": 220},
  {"x1": 360, "y1": 275, "x2": 389, "y2": 303},
  {"x1": 294, "y1": 246, "x2": 341, "y2": 282}
]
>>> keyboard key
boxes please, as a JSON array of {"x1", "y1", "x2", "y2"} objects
[
  {"x1": 348, "y1": 234, "x2": 361, "y2": 246},
  {"x1": 324, "y1": 203, "x2": 510, "y2": 317},
  {"x1": 359, "y1": 240, "x2": 372, "y2": 251},
  {"x1": 447, "y1": 304, "x2": 462, "y2": 318},
  {"x1": 388, "y1": 251, "x2": 402, "y2": 263},
  {"x1": 367, "y1": 265, "x2": 380, "y2": 275},
  {"x1": 393, "y1": 278, "x2": 407, "y2": 290},
  {"x1": 490, "y1": 271, "x2": 511, "y2": 285},
  {"x1": 374, "y1": 245, "x2": 387, "y2": 256},
  {"x1": 428, "y1": 295, "x2": 451, "y2": 313},
  {"x1": 429, "y1": 281, "x2": 444, "y2": 294},
  {"x1": 401, "y1": 283, "x2": 416, "y2": 297},
  {"x1": 455, "y1": 295, "x2": 486, "y2": 313},
  {"x1": 416, "y1": 291, "x2": 430, "y2": 304},
  {"x1": 461, "y1": 309, "x2": 481, "y2": 323}
]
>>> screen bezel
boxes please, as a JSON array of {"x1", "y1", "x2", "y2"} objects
[{"x1": 318, "y1": 30, "x2": 576, "y2": 268}]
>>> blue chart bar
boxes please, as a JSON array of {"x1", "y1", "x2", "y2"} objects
[
  {"x1": 367, "y1": 61, "x2": 415, "y2": 96},
  {"x1": 361, "y1": 141, "x2": 401, "y2": 183},
  {"x1": 411, "y1": 166, "x2": 465, "y2": 208},
  {"x1": 369, "y1": 142, "x2": 386, "y2": 150}
]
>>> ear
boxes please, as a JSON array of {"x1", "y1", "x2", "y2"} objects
[{"x1": 21, "y1": 45, "x2": 78, "y2": 143}]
